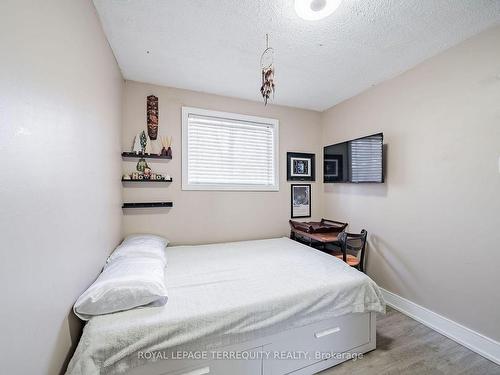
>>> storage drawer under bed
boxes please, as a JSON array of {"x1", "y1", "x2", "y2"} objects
[
  {"x1": 126, "y1": 312, "x2": 374, "y2": 375},
  {"x1": 263, "y1": 312, "x2": 372, "y2": 374}
]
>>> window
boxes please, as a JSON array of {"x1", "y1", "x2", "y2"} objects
[{"x1": 182, "y1": 107, "x2": 279, "y2": 191}]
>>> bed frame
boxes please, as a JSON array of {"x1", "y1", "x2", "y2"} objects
[{"x1": 127, "y1": 311, "x2": 376, "y2": 375}]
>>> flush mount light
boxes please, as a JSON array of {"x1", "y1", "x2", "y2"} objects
[{"x1": 294, "y1": 0, "x2": 342, "y2": 21}]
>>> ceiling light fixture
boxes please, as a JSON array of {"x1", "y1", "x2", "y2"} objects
[{"x1": 294, "y1": 0, "x2": 342, "y2": 21}]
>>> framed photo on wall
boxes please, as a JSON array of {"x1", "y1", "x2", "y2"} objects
[
  {"x1": 291, "y1": 184, "x2": 311, "y2": 218},
  {"x1": 287, "y1": 152, "x2": 315, "y2": 181}
]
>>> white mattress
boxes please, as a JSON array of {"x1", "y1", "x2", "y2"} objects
[{"x1": 66, "y1": 237, "x2": 385, "y2": 375}]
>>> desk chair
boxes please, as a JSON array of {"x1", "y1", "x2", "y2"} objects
[{"x1": 334, "y1": 230, "x2": 368, "y2": 273}]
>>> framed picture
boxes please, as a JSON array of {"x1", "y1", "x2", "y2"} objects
[
  {"x1": 291, "y1": 184, "x2": 311, "y2": 218},
  {"x1": 287, "y1": 152, "x2": 315, "y2": 181}
]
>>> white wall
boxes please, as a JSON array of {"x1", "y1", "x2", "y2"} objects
[
  {"x1": 122, "y1": 81, "x2": 323, "y2": 245},
  {"x1": 321, "y1": 25, "x2": 500, "y2": 341},
  {"x1": 0, "y1": 1, "x2": 123, "y2": 374}
]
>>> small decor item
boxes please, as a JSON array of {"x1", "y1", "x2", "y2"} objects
[
  {"x1": 132, "y1": 132, "x2": 143, "y2": 154},
  {"x1": 143, "y1": 167, "x2": 152, "y2": 179},
  {"x1": 139, "y1": 130, "x2": 147, "y2": 154},
  {"x1": 136, "y1": 157, "x2": 149, "y2": 172},
  {"x1": 150, "y1": 139, "x2": 162, "y2": 155},
  {"x1": 287, "y1": 152, "x2": 315, "y2": 181},
  {"x1": 161, "y1": 136, "x2": 172, "y2": 157},
  {"x1": 147, "y1": 95, "x2": 159, "y2": 140},
  {"x1": 145, "y1": 136, "x2": 153, "y2": 155},
  {"x1": 260, "y1": 34, "x2": 275, "y2": 105},
  {"x1": 291, "y1": 184, "x2": 311, "y2": 218}
]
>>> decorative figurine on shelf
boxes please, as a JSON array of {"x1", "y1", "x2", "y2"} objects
[
  {"x1": 160, "y1": 136, "x2": 172, "y2": 157},
  {"x1": 132, "y1": 131, "x2": 142, "y2": 154},
  {"x1": 147, "y1": 95, "x2": 159, "y2": 140},
  {"x1": 143, "y1": 167, "x2": 152, "y2": 180},
  {"x1": 140, "y1": 130, "x2": 147, "y2": 154},
  {"x1": 136, "y1": 157, "x2": 149, "y2": 172},
  {"x1": 145, "y1": 136, "x2": 153, "y2": 155}
]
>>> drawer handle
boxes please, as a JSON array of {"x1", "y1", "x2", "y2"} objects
[
  {"x1": 179, "y1": 367, "x2": 210, "y2": 375},
  {"x1": 315, "y1": 326, "x2": 341, "y2": 338}
]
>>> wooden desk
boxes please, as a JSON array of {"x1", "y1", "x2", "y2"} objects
[{"x1": 290, "y1": 228, "x2": 342, "y2": 249}]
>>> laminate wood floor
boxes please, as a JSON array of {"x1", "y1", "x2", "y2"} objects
[{"x1": 319, "y1": 307, "x2": 500, "y2": 375}]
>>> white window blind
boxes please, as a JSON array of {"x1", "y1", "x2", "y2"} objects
[
  {"x1": 182, "y1": 107, "x2": 279, "y2": 191},
  {"x1": 349, "y1": 134, "x2": 383, "y2": 183}
]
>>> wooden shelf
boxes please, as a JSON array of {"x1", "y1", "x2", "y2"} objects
[
  {"x1": 122, "y1": 152, "x2": 171, "y2": 160},
  {"x1": 122, "y1": 178, "x2": 173, "y2": 183},
  {"x1": 122, "y1": 202, "x2": 173, "y2": 208}
]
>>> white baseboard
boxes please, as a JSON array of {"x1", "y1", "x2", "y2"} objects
[{"x1": 380, "y1": 288, "x2": 500, "y2": 365}]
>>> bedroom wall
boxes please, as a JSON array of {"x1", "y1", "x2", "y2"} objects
[
  {"x1": 0, "y1": 1, "x2": 123, "y2": 374},
  {"x1": 122, "y1": 81, "x2": 322, "y2": 245},
  {"x1": 321, "y1": 25, "x2": 500, "y2": 340}
]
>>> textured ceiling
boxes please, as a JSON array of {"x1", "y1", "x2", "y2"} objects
[{"x1": 93, "y1": 0, "x2": 500, "y2": 111}]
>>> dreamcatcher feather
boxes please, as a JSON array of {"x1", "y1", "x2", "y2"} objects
[{"x1": 260, "y1": 34, "x2": 275, "y2": 105}]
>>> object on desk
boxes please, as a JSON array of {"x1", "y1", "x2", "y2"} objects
[
  {"x1": 289, "y1": 218, "x2": 348, "y2": 251},
  {"x1": 289, "y1": 218, "x2": 347, "y2": 234},
  {"x1": 334, "y1": 230, "x2": 368, "y2": 273}
]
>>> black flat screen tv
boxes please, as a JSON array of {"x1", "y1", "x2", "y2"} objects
[{"x1": 324, "y1": 133, "x2": 384, "y2": 183}]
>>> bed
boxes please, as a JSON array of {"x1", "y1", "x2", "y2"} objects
[{"x1": 66, "y1": 237, "x2": 385, "y2": 375}]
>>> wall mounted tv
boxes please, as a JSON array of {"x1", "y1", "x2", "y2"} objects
[{"x1": 324, "y1": 133, "x2": 384, "y2": 183}]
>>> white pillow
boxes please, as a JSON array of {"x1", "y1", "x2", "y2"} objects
[
  {"x1": 107, "y1": 234, "x2": 168, "y2": 264},
  {"x1": 74, "y1": 256, "x2": 168, "y2": 320}
]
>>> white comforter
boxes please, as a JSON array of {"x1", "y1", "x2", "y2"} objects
[{"x1": 66, "y1": 237, "x2": 385, "y2": 375}]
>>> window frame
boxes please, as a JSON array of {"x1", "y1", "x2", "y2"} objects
[{"x1": 181, "y1": 106, "x2": 280, "y2": 191}]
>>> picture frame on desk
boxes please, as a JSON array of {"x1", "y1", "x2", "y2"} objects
[
  {"x1": 291, "y1": 184, "x2": 311, "y2": 218},
  {"x1": 287, "y1": 152, "x2": 315, "y2": 181}
]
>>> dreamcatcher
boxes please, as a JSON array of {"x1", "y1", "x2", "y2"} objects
[{"x1": 260, "y1": 34, "x2": 275, "y2": 105}]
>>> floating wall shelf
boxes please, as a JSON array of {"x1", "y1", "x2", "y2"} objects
[
  {"x1": 122, "y1": 178, "x2": 173, "y2": 183},
  {"x1": 122, "y1": 202, "x2": 173, "y2": 209},
  {"x1": 122, "y1": 152, "x2": 172, "y2": 160}
]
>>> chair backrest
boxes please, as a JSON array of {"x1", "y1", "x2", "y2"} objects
[{"x1": 338, "y1": 230, "x2": 368, "y2": 272}]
